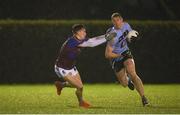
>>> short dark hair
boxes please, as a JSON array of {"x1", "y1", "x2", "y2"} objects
[
  {"x1": 111, "y1": 12, "x2": 122, "y2": 19},
  {"x1": 72, "y1": 24, "x2": 85, "y2": 34}
]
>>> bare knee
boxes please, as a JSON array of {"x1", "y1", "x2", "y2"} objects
[{"x1": 76, "y1": 84, "x2": 83, "y2": 89}]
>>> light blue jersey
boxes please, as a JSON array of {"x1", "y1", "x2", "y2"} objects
[{"x1": 107, "y1": 22, "x2": 132, "y2": 62}]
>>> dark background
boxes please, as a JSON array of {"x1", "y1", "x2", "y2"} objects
[
  {"x1": 0, "y1": 0, "x2": 180, "y2": 84},
  {"x1": 0, "y1": 0, "x2": 180, "y2": 20}
]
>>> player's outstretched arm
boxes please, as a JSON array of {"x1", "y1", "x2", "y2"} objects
[{"x1": 78, "y1": 32, "x2": 117, "y2": 47}]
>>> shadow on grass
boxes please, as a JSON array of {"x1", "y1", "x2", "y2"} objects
[
  {"x1": 150, "y1": 105, "x2": 180, "y2": 109},
  {"x1": 67, "y1": 105, "x2": 78, "y2": 108},
  {"x1": 88, "y1": 106, "x2": 106, "y2": 109},
  {"x1": 67, "y1": 104, "x2": 180, "y2": 110},
  {"x1": 66, "y1": 105, "x2": 134, "y2": 109},
  {"x1": 67, "y1": 105, "x2": 106, "y2": 109},
  {"x1": 67, "y1": 105, "x2": 111, "y2": 109},
  {"x1": 135, "y1": 104, "x2": 180, "y2": 110}
]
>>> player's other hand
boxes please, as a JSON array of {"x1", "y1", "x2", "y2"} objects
[
  {"x1": 105, "y1": 32, "x2": 117, "y2": 41},
  {"x1": 126, "y1": 30, "x2": 139, "y2": 43}
]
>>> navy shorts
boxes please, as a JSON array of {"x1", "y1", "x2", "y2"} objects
[{"x1": 112, "y1": 50, "x2": 133, "y2": 73}]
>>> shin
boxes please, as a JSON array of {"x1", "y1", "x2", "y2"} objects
[{"x1": 124, "y1": 59, "x2": 145, "y2": 97}]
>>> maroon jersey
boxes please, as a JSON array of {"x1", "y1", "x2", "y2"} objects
[{"x1": 55, "y1": 36, "x2": 88, "y2": 69}]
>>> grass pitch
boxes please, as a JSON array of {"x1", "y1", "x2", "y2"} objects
[{"x1": 0, "y1": 84, "x2": 180, "y2": 114}]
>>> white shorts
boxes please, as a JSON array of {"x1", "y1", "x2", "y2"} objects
[{"x1": 54, "y1": 65, "x2": 79, "y2": 78}]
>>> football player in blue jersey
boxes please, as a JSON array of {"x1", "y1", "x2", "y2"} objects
[{"x1": 105, "y1": 13, "x2": 149, "y2": 106}]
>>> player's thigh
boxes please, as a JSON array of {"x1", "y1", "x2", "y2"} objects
[
  {"x1": 75, "y1": 73, "x2": 83, "y2": 85},
  {"x1": 113, "y1": 60, "x2": 127, "y2": 82},
  {"x1": 64, "y1": 75, "x2": 83, "y2": 89},
  {"x1": 124, "y1": 58, "x2": 137, "y2": 76}
]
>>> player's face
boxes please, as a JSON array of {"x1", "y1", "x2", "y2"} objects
[
  {"x1": 76, "y1": 28, "x2": 87, "y2": 40},
  {"x1": 112, "y1": 17, "x2": 123, "y2": 29}
]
